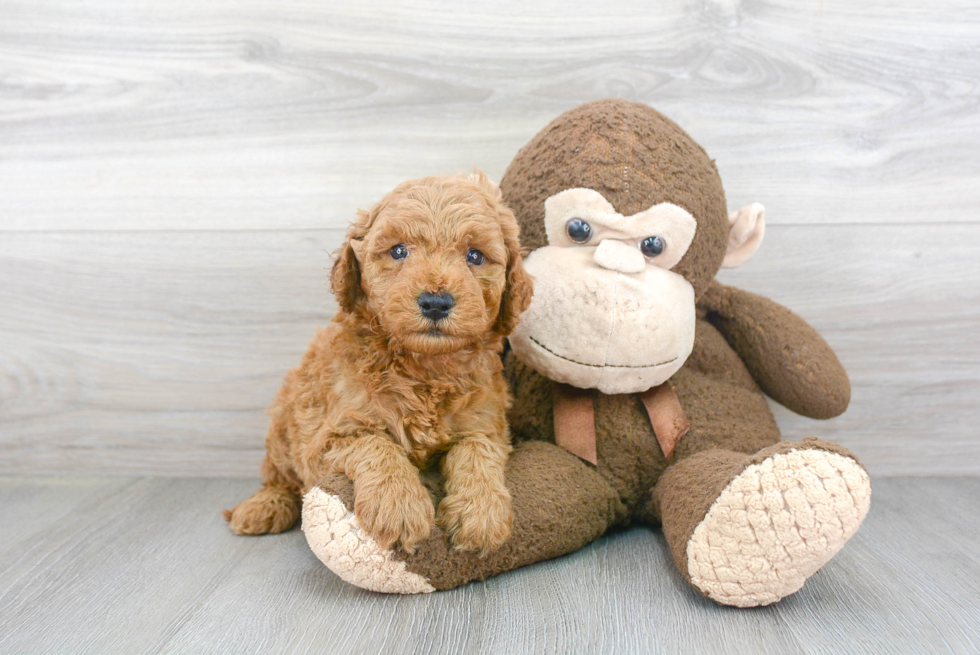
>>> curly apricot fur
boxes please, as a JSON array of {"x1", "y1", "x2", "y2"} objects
[{"x1": 225, "y1": 172, "x2": 531, "y2": 554}]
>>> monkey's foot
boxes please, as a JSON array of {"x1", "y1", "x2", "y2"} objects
[
  {"x1": 302, "y1": 486, "x2": 435, "y2": 594},
  {"x1": 685, "y1": 442, "x2": 871, "y2": 607}
]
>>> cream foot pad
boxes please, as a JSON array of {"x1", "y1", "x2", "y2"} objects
[
  {"x1": 687, "y1": 448, "x2": 871, "y2": 607},
  {"x1": 301, "y1": 487, "x2": 435, "y2": 594}
]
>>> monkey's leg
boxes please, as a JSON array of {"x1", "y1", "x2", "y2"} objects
[
  {"x1": 301, "y1": 440, "x2": 626, "y2": 593},
  {"x1": 650, "y1": 438, "x2": 871, "y2": 607}
]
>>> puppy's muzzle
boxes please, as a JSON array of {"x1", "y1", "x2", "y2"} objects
[{"x1": 418, "y1": 291, "x2": 455, "y2": 322}]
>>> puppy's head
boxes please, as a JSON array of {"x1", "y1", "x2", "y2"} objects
[{"x1": 331, "y1": 170, "x2": 533, "y2": 355}]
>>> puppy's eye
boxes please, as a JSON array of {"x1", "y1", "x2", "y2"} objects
[
  {"x1": 566, "y1": 218, "x2": 592, "y2": 244},
  {"x1": 390, "y1": 244, "x2": 409, "y2": 260},
  {"x1": 466, "y1": 248, "x2": 485, "y2": 266},
  {"x1": 640, "y1": 236, "x2": 665, "y2": 258}
]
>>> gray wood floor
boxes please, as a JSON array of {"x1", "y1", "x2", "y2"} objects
[{"x1": 1, "y1": 476, "x2": 978, "y2": 655}]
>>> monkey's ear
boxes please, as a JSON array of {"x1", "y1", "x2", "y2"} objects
[
  {"x1": 330, "y1": 210, "x2": 370, "y2": 312},
  {"x1": 721, "y1": 202, "x2": 766, "y2": 269}
]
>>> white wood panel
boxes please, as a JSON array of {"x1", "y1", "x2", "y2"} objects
[
  {"x1": 1, "y1": 224, "x2": 977, "y2": 476},
  {"x1": 0, "y1": 230, "x2": 343, "y2": 476},
  {"x1": 1, "y1": 476, "x2": 978, "y2": 654},
  {"x1": 1, "y1": 0, "x2": 978, "y2": 477},
  {"x1": 1, "y1": 0, "x2": 979, "y2": 230}
]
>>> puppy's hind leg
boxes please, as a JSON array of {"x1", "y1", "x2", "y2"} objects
[
  {"x1": 224, "y1": 482, "x2": 300, "y2": 535},
  {"x1": 224, "y1": 423, "x2": 302, "y2": 535}
]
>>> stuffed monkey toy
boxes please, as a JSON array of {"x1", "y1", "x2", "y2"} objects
[{"x1": 301, "y1": 99, "x2": 871, "y2": 607}]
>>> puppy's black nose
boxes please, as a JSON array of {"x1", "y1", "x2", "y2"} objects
[{"x1": 418, "y1": 292, "x2": 455, "y2": 322}]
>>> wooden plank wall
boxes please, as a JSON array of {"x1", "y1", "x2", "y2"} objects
[{"x1": 1, "y1": 0, "x2": 978, "y2": 477}]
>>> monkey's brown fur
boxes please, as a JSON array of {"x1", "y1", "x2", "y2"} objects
[{"x1": 224, "y1": 173, "x2": 533, "y2": 555}]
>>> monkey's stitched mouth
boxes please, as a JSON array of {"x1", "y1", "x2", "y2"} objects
[{"x1": 528, "y1": 336, "x2": 677, "y2": 369}]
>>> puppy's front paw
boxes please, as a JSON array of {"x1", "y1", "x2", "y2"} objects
[
  {"x1": 354, "y1": 477, "x2": 435, "y2": 554},
  {"x1": 438, "y1": 487, "x2": 513, "y2": 555}
]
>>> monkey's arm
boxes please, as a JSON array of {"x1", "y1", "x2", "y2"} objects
[{"x1": 699, "y1": 281, "x2": 850, "y2": 419}]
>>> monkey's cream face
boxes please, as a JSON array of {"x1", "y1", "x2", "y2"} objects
[{"x1": 509, "y1": 188, "x2": 698, "y2": 394}]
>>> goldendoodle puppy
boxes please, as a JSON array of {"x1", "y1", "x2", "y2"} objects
[{"x1": 224, "y1": 171, "x2": 533, "y2": 555}]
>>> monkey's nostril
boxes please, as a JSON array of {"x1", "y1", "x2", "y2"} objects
[{"x1": 418, "y1": 292, "x2": 455, "y2": 322}]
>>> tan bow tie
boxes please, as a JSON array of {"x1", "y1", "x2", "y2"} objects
[{"x1": 553, "y1": 382, "x2": 690, "y2": 465}]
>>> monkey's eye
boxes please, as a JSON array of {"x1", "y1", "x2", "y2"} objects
[
  {"x1": 640, "y1": 236, "x2": 665, "y2": 258},
  {"x1": 390, "y1": 244, "x2": 409, "y2": 260},
  {"x1": 566, "y1": 218, "x2": 592, "y2": 244},
  {"x1": 466, "y1": 248, "x2": 485, "y2": 266}
]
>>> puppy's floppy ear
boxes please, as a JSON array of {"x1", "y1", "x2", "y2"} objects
[
  {"x1": 330, "y1": 209, "x2": 371, "y2": 313},
  {"x1": 493, "y1": 204, "x2": 534, "y2": 337},
  {"x1": 467, "y1": 168, "x2": 500, "y2": 197}
]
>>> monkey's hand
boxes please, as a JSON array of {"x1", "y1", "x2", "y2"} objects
[{"x1": 700, "y1": 281, "x2": 850, "y2": 419}]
